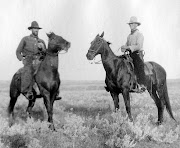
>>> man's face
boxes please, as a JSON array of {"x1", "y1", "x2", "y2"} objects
[
  {"x1": 129, "y1": 23, "x2": 138, "y2": 30},
  {"x1": 31, "y1": 28, "x2": 39, "y2": 36}
]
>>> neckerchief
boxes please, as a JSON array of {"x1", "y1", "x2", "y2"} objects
[{"x1": 131, "y1": 29, "x2": 138, "y2": 35}]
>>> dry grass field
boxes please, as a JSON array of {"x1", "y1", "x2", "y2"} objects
[{"x1": 0, "y1": 79, "x2": 180, "y2": 148}]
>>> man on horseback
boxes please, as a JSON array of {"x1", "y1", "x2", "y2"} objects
[
  {"x1": 16, "y1": 21, "x2": 46, "y2": 99},
  {"x1": 121, "y1": 16, "x2": 146, "y2": 92}
]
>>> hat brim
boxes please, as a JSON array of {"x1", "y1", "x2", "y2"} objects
[
  {"x1": 127, "y1": 22, "x2": 141, "y2": 26},
  {"x1": 28, "y1": 27, "x2": 42, "y2": 30}
]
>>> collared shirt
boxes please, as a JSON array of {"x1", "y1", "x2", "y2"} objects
[
  {"x1": 126, "y1": 29, "x2": 144, "y2": 52},
  {"x1": 16, "y1": 34, "x2": 46, "y2": 61}
]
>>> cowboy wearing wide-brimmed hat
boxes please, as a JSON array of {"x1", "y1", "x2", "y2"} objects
[
  {"x1": 28, "y1": 21, "x2": 42, "y2": 30},
  {"x1": 127, "y1": 16, "x2": 141, "y2": 26},
  {"x1": 120, "y1": 16, "x2": 146, "y2": 93},
  {"x1": 16, "y1": 21, "x2": 46, "y2": 100}
]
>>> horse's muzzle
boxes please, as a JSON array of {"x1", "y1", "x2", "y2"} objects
[{"x1": 86, "y1": 52, "x2": 94, "y2": 60}]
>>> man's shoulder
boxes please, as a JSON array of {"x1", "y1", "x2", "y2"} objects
[
  {"x1": 38, "y1": 38, "x2": 45, "y2": 44},
  {"x1": 38, "y1": 38, "x2": 45, "y2": 42},
  {"x1": 136, "y1": 30, "x2": 143, "y2": 35},
  {"x1": 22, "y1": 35, "x2": 31, "y2": 40}
]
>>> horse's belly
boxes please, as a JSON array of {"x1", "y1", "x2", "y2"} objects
[{"x1": 105, "y1": 78, "x2": 123, "y2": 93}]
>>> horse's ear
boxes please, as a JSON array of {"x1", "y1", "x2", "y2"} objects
[
  {"x1": 46, "y1": 32, "x2": 51, "y2": 38},
  {"x1": 96, "y1": 34, "x2": 99, "y2": 37},
  {"x1": 46, "y1": 32, "x2": 54, "y2": 38},
  {"x1": 100, "y1": 32, "x2": 104, "y2": 38}
]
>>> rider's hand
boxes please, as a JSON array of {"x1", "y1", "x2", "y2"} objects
[
  {"x1": 121, "y1": 45, "x2": 130, "y2": 52},
  {"x1": 121, "y1": 48, "x2": 126, "y2": 52},
  {"x1": 38, "y1": 43, "x2": 43, "y2": 49}
]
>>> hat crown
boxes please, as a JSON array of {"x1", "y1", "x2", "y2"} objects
[
  {"x1": 31, "y1": 21, "x2": 39, "y2": 28},
  {"x1": 28, "y1": 21, "x2": 42, "y2": 30},
  {"x1": 128, "y1": 16, "x2": 141, "y2": 25},
  {"x1": 129, "y1": 16, "x2": 138, "y2": 23}
]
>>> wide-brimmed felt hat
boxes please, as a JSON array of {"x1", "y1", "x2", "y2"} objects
[
  {"x1": 28, "y1": 21, "x2": 42, "y2": 30},
  {"x1": 127, "y1": 16, "x2": 141, "y2": 26}
]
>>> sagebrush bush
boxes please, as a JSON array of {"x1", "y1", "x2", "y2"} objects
[{"x1": 0, "y1": 109, "x2": 179, "y2": 148}]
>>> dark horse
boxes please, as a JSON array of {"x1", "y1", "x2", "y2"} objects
[
  {"x1": 8, "y1": 32, "x2": 71, "y2": 130},
  {"x1": 86, "y1": 32, "x2": 176, "y2": 124}
]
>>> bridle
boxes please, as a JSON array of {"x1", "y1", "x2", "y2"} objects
[
  {"x1": 46, "y1": 42, "x2": 68, "y2": 56},
  {"x1": 88, "y1": 37, "x2": 104, "y2": 64}
]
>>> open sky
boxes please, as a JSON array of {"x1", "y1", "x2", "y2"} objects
[{"x1": 0, "y1": 0, "x2": 180, "y2": 80}]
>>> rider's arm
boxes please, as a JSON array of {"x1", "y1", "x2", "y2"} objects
[
  {"x1": 121, "y1": 36, "x2": 129, "y2": 52},
  {"x1": 16, "y1": 37, "x2": 25, "y2": 61},
  {"x1": 128, "y1": 33, "x2": 144, "y2": 52}
]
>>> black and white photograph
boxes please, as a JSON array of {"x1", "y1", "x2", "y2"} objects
[{"x1": 0, "y1": 0, "x2": 180, "y2": 147}]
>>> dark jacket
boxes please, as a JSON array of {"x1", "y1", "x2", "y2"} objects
[{"x1": 16, "y1": 34, "x2": 46, "y2": 61}]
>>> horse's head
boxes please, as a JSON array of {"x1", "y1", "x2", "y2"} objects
[
  {"x1": 86, "y1": 32, "x2": 105, "y2": 60},
  {"x1": 46, "y1": 32, "x2": 71, "y2": 55}
]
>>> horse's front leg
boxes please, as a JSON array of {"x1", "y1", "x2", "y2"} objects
[
  {"x1": 110, "y1": 92, "x2": 119, "y2": 111},
  {"x1": 122, "y1": 88, "x2": 133, "y2": 121},
  {"x1": 42, "y1": 91, "x2": 55, "y2": 131}
]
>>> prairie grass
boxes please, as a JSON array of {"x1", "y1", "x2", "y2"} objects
[{"x1": 0, "y1": 80, "x2": 180, "y2": 148}]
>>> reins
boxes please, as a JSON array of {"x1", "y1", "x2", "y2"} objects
[{"x1": 89, "y1": 39, "x2": 130, "y2": 64}]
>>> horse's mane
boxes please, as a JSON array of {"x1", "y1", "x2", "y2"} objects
[
  {"x1": 107, "y1": 41, "x2": 111, "y2": 46},
  {"x1": 104, "y1": 39, "x2": 125, "y2": 59}
]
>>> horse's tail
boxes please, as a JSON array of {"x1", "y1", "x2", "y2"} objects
[{"x1": 163, "y1": 81, "x2": 176, "y2": 121}]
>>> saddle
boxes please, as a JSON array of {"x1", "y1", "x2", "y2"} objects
[
  {"x1": 122, "y1": 55, "x2": 156, "y2": 86},
  {"x1": 121, "y1": 54, "x2": 134, "y2": 73},
  {"x1": 144, "y1": 62, "x2": 153, "y2": 75}
]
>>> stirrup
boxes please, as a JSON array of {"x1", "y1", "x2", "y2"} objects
[
  {"x1": 131, "y1": 84, "x2": 146, "y2": 93},
  {"x1": 25, "y1": 92, "x2": 34, "y2": 100}
]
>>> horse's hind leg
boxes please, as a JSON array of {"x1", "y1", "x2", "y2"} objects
[
  {"x1": 148, "y1": 85, "x2": 165, "y2": 124},
  {"x1": 8, "y1": 88, "x2": 20, "y2": 126}
]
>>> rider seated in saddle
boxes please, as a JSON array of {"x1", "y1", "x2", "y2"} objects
[
  {"x1": 16, "y1": 21, "x2": 46, "y2": 99},
  {"x1": 121, "y1": 16, "x2": 146, "y2": 92}
]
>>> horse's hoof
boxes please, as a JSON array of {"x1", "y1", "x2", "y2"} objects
[
  {"x1": 8, "y1": 114, "x2": 14, "y2": 127},
  {"x1": 156, "y1": 121, "x2": 162, "y2": 126},
  {"x1": 129, "y1": 117, "x2": 133, "y2": 122},
  {"x1": 49, "y1": 124, "x2": 56, "y2": 131}
]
